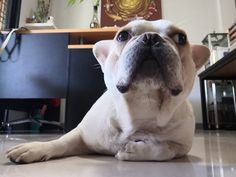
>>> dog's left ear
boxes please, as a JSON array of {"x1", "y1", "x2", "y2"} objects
[
  {"x1": 93, "y1": 40, "x2": 113, "y2": 68},
  {"x1": 191, "y1": 45, "x2": 210, "y2": 70}
]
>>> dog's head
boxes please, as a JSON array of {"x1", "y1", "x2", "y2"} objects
[{"x1": 93, "y1": 20, "x2": 209, "y2": 97}]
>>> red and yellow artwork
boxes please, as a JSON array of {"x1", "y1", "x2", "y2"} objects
[{"x1": 101, "y1": 0, "x2": 162, "y2": 27}]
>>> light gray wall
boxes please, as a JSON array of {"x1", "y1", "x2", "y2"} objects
[
  {"x1": 163, "y1": 0, "x2": 235, "y2": 123},
  {"x1": 19, "y1": 0, "x2": 236, "y2": 123},
  {"x1": 51, "y1": 0, "x2": 95, "y2": 29},
  {"x1": 19, "y1": 0, "x2": 38, "y2": 27}
]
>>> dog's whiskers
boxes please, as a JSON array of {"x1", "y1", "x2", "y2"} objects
[{"x1": 93, "y1": 64, "x2": 101, "y2": 70}]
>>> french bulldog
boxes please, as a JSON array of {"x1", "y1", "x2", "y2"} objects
[{"x1": 6, "y1": 19, "x2": 210, "y2": 163}]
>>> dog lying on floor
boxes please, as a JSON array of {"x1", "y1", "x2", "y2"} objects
[{"x1": 6, "y1": 19, "x2": 209, "y2": 163}]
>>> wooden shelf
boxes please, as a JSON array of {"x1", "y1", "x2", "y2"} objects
[
  {"x1": 68, "y1": 45, "x2": 94, "y2": 49},
  {"x1": 69, "y1": 27, "x2": 119, "y2": 45},
  {"x1": 2, "y1": 27, "x2": 119, "y2": 48},
  {"x1": 199, "y1": 49, "x2": 236, "y2": 79},
  {"x1": 16, "y1": 27, "x2": 119, "y2": 34}
]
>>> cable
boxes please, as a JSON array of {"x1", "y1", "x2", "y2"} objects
[{"x1": 0, "y1": 27, "x2": 29, "y2": 61}]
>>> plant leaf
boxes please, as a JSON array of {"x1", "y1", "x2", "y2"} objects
[
  {"x1": 68, "y1": 0, "x2": 76, "y2": 6},
  {"x1": 68, "y1": 0, "x2": 84, "y2": 6}
]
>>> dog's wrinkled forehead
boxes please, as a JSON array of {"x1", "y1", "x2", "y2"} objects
[{"x1": 120, "y1": 19, "x2": 176, "y2": 37}]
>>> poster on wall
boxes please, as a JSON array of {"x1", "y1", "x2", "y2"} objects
[{"x1": 101, "y1": 0, "x2": 162, "y2": 27}]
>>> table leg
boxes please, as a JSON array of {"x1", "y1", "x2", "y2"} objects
[{"x1": 200, "y1": 79, "x2": 211, "y2": 129}]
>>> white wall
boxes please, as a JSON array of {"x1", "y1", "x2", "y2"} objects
[
  {"x1": 51, "y1": 0, "x2": 95, "y2": 29},
  {"x1": 216, "y1": 0, "x2": 236, "y2": 32},
  {"x1": 163, "y1": 0, "x2": 235, "y2": 123},
  {"x1": 20, "y1": 0, "x2": 236, "y2": 123},
  {"x1": 162, "y1": 0, "x2": 217, "y2": 123},
  {"x1": 19, "y1": 0, "x2": 38, "y2": 27}
]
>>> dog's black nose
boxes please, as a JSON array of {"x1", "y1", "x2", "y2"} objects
[
  {"x1": 170, "y1": 87, "x2": 183, "y2": 96},
  {"x1": 116, "y1": 84, "x2": 129, "y2": 93},
  {"x1": 142, "y1": 33, "x2": 163, "y2": 46}
]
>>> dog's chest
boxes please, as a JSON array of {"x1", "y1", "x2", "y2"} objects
[
  {"x1": 99, "y1": 115, "x2": 166, "y2": 154},
  {"x1": 104, "y1": 95, "x2": 162, "y2": 151},
  {"x1": 126, "y1": 91, "x2": 163, "y2": 129},
  {"x1": 85, "y1": 90, "x2": 171, "y2": 154}
]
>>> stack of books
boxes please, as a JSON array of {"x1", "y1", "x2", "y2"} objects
[{"x1": 229, "y1": 21, "x2": 236, "y2": 51}]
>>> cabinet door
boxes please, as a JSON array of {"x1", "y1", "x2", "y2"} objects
[
  {"x1": 0, "y1": 33, "x2": 69, "y2": 98},
  {"x1": 66, "y1": 49, "x2": 106, "y2": 132}
]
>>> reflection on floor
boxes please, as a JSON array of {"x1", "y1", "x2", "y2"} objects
[{"x1": 0, "y1": 131, "x2": 236, "y2": 177}]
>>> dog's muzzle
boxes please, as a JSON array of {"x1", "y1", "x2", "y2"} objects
[{"x1": 116, "y1": 32, "x2": 183, "y2": 96}]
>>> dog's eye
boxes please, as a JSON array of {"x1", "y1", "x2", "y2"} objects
[
  {"x1": 172, "y1": 33, "x2": 187, "y2": 45},
  {"x1": 117, "y1": 31, "x2": 131, "y2": 42}
]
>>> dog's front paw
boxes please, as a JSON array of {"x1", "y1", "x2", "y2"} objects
[
  {"x1": 116, "y1": 140, "x2": 149, "y2": 161},
  {"x1": 6, "y1": 142, "x2": 52, "y2": 164},
  {"x1": 116, "y1": 140, "x2": 178, "y2": 161}
]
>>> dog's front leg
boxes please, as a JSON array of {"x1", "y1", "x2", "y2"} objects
[
  {"x1": 6, "y1": 128, "x2": 89, "y2": 163},
  {"x1": 116, "y1": 139, "x2": 187, "y2": 161}
]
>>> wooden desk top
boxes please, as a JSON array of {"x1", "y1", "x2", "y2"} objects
[
  {"x1": 199, "y1": 49, "x2": 236, "y2": 80},
  {"x1": 18, "y1": 27, "x2": 119, "y2": 34},
  {"x1": 18, "y1": 27, "x2": 119, "y2": 49}
]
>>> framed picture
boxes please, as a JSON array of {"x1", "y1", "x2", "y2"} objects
[{"x1": 101, "y1": 0, "x2": 162, "y2": 27}]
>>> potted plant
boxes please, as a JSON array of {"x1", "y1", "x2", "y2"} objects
[{"x1": 34, "y1": 0, "x2": 51, "y2": 23}]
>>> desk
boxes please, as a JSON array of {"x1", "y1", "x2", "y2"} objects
[
  {"x1": 0, "y1": 28, "x2": 118, "y2": 132},
  {"x1": 199, "y1": 49, "x2": 236, "y2": 129}
]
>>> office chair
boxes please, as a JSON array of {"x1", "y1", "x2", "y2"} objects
[{"x1": 0, "y1": 99, "x2": 63, "y2": 133}]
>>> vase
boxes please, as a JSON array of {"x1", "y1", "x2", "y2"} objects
[{"x1": 90, "y1": 5, "x2": 100, "y2": 28}]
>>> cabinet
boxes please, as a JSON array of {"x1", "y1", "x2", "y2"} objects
[
  {"x1": 65, "y1": 49, "x2": 106, "y2": 132},
  {"x1": 0, "y1": 33, "x2": 69, "y2": 98},
  {"x1": 199, "y1": 49, "x2": 236, "y2": 130},
  {"x1": 0, "y1": 28, "x2": 118, "y2": 133}
]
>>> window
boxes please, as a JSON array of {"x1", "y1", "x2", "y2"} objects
[
  {"x1": 0, "y1": 0, "x2": 7, "y2": 30},
  {"x1": 0, "y1": 0, "x2": 21, "y2": 30}
]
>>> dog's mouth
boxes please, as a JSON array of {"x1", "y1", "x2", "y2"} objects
[
  {"x1": 116, "y1": 33, "x2": 184, "y2": 96},
  {"x1": 116, "y1": 56, "x2": 182, "y2": 96},
  {"x1": 116, "y1": 57, "x2": 159, "y2": 94},
  {"x1": 138, "y1": 57, "x2": 159, "y2": 77}
]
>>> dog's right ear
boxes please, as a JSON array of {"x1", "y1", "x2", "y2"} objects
[
  {"x1": 93, "y1": 40, "x2": 113, "y2": 69},
  {"x1": 191, "y1": 44, "x2": 210, "y2": 70}
]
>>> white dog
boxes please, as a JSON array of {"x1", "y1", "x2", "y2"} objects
[{"x1": 6, "y1": 20, "x2": 210, "y2": 163}]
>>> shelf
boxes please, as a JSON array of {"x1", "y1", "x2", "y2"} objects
[
  {"x1": 2, "y1": 27, "x2": 119, "y2": 46},
  {"x1": 68, "y1": 45, "x2": 94, "y2": 49},
  {"x1": 69, "y1": 27, "x2": 119, "y2": 45},
  {"x1": 16, "y1": 27, "x2": 119, "y2": 34},
  {"x1": 199, "y1": 49, "x2": 236, "y2": 79}
]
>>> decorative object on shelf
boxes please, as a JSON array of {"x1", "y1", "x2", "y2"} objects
[
  {"x1": 24, "y1": 0, "x2": 56, "y2": 30},
  {"x1": 90, "y1": 0, "x2": 100, "y2": 28},
  {"x1": 101, "y1": 0, "x2": 162, "y2": 27},
  {"x1": 34, "y1": 0, "x2": 51, "y2": 23},
  {"x1": 68, "y1": 0, "x2": 100, "y2": 28},
  {"x1": 24, "y1": 16, "x2": 56, "y2": 30},
  {"x1": 202, "y1": 33, "x2": 229, "y2": 68}
]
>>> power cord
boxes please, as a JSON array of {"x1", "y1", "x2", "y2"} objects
[{"x1": 0, "y1": 27, "x2": 29, "y2": 62}]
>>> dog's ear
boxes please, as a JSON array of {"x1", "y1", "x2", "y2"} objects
[
  {"x1": 191, "y1": 45, "x2": 210, "y2": 70},
  {"x1": 93, "y1": 40, "x2": 113, "y2": 68}
]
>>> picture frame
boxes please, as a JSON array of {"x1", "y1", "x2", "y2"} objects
[{"x1": 101, "y1": 0, "x2": 162, "y2": 27}]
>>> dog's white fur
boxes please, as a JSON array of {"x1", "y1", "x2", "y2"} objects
[{"x1": 6, "y1": 20, "x2": 210, "y2": 163}]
